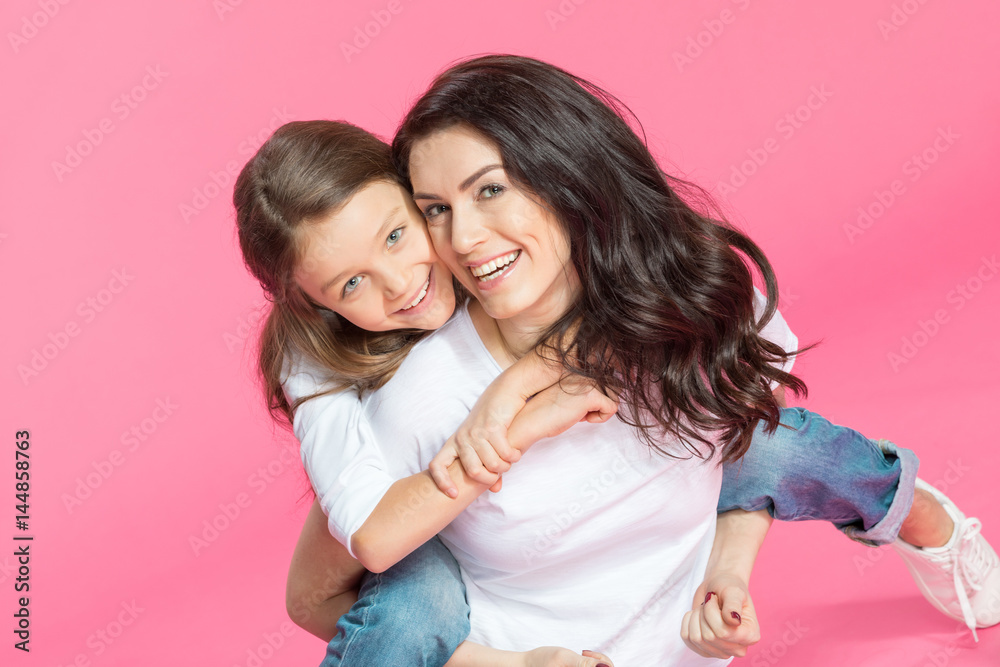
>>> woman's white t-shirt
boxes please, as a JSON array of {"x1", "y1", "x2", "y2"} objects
[{"x1": 287, "y1": 292, "x2": 797, "y2": 666}]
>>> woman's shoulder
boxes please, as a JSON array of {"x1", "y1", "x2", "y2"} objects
[{"x1": 366, "y1": 299, "x2": 497, "y2": 414}]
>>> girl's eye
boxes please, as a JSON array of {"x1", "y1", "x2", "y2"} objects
[
  {"x1": 387, "y1": 227, "x2": 403, "y2": 246},
  {"x1": 342, "y1": 276, "x2": 362, "y2": 297},
  {"x1": 480, "y1": 184, "x2": 505, "y2": 199}
]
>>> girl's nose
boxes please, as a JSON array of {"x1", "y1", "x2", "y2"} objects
[{"x1": 380, "y1": 262, "x2": 411, "y2": 300}]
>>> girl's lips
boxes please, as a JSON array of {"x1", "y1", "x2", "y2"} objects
[
  {"x1": 395, "y1": 269, "x2": 435, "y2": 317},
  {"x1": 469, "y1": 250, "x2": 521, "y2": 291}
]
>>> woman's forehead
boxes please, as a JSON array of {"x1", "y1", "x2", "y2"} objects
[{"x1": 409, "y1": 126, "x2": 500, "y2": 181}]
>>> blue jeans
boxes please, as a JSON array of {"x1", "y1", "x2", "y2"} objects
[
  {"x1": 320, "y1": 535, "x2": 469, "y2": 667},
  {"x1": 320, "y1": 407, "x2": 919, "y2": 664},
  {"x1": 719, "y1": 407, "x2": 920, "y2": 547}
]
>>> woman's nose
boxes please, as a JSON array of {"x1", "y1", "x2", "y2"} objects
[{"x1": 450, "y1": 207, "x2": 490, "y2": 256}]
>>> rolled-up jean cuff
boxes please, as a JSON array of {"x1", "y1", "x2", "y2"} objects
[{"x1": 839, "y1": 439, "x2": 920, "y2": 547}]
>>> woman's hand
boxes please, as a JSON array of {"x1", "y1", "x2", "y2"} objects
[
  {"x1": 680, "y1": 572, "x2": 761, "y2": 659},
  {"x1": 680, "y1": 508, "x2": 771, "y2": 659},
  {"x1": 525, "y1": 647, "x2": 614, "y2": 667}
]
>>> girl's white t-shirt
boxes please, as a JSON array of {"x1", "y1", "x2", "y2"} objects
[{"x1": 286, "y1": 291, "x2": 797, "y2": 666}]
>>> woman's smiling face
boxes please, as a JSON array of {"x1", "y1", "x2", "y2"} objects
[
  {"x1": 294, "y1": 180, "x2": 455, "y2": 332},
  {"x1": 408, "y1": 125, "x2": 579, "y2": 325}
]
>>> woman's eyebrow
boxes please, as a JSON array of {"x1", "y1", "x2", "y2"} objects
[{"x1": 412, "y1": 164, "x2": 503, "y2": 200}]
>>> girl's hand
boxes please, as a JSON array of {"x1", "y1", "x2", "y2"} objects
[
  {"x1": 430, "y1": 345, "x2": 578, "y2": 498},
  {"x1": 429, "y1": 436, "x2": 504, "y2": 498},
  {"x1": 429, "y1": 404, "x2": 521, "y2": 494},
  {"x1": 430, "y1": 376, "x2": 618, "y2": 498},
  {"x1": 509, "y1": 375, "x2": 618, "y2": 443},
  {"x1": 429, "y1": 373, "x2": 532, "y2": 498},
  {"x1": 680, "y1": 573, "x2": 761, "y2": 659},
  {"x1": 525, "y1": 647, "x2": 614, "y2": 667}
]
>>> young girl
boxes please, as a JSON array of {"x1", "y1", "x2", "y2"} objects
[
  {"x1": 237, "y1": 119, "x2": 631, "y2": 666},
  {"x1": 237, "y1": 60, "x2": 998, "y2": 664}
]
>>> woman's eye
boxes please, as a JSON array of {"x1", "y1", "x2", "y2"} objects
[
  {"x1": 480, "y1": 184, "x2": 504, "y2": 199},
  {"x1": 423, "y1": 204, "x2": 448, "y2": 219},
  {"x1": 342, "y1": 276, "x2": 362, "y2": 296},
  {"x1": 387, "y1": 227, "x2": 403, "y2": 246}
]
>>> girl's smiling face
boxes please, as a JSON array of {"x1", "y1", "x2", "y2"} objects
[
  {"x1": 408, "y1": 125, "x2": 579, "y2": 326},
  {"x1": 294, "y1": 180, "x2": 455, "y2": 332}
]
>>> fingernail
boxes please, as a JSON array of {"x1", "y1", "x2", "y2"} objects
[
  {"x1": 703, "y1": 591, "x2": 715, "y2": 605},
  {"x1": 731, "y1": 611, "x2": 742, "y2": 623}
]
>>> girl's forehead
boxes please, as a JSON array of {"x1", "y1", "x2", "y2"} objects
[{"x1": 295, "y1": 183, "x2": 408, "y2": 267}]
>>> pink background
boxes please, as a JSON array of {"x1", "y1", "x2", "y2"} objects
[{"x1": 4, "y1": 0, "x2": 999, "y2": 664}]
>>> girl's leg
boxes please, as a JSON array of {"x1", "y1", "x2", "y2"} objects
[
  {"x1": 321, "y1": 535, "x2": 470, "y2": 667},
  {"x1": 719, "y1": 407, "x2": 918, "y2": 546},
  {"x1": 719, "y1": 407, "x2": 1000, "y2": 635}
]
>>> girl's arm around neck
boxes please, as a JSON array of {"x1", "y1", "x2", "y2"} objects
[
  {"x1": 352, "y1": 373, "x2": 617, "y2": 574},
  {"x1": 352, "y1": 348, "x2": 566, "y2": 573},
  {"x1": 350, "y1": 459, "x2": 495, "y2": 573}
]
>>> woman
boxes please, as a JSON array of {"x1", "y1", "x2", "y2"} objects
[{"x1": 272, "y1": 56, "x2": 997, "y2": 664}]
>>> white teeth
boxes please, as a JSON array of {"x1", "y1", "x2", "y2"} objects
[
  {"x1": 402, "y1": 278, "x2": 430, "y2": 310},
  {"x1": 471, "y1": 251, "x2": 520, "y2": 279}
]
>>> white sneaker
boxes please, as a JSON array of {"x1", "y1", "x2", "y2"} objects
[{"x1": 891, "y1": 478, "x2": 1000, "y2": 641}]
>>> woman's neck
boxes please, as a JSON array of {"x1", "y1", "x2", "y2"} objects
[
  {"x1": 467, "y1": 274, "x2": 581, "y2": 370},
  {"x1": 467, "y1": 302, "x2": 545, "y2": 369}
]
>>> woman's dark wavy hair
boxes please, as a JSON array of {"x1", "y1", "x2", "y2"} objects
[{"x1": 392, "y1": 55, "x2": 809, "y2": 462}]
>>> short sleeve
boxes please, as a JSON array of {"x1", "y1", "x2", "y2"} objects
[
  {"x1": 283, "y1": 356, "x2": 395, "y2": 558},
  {"x1": 752, "y1": 286, "x2": 799, "y2": 380}
]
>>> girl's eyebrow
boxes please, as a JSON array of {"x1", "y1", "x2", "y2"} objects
[
  {"x1": 319, "y1": 205, "x2": 402, "y2": 294},
  {"x1": 412, "y1": 164, "x2": 502, "y2": 201}
]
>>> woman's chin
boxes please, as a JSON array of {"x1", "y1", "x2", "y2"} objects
[{"x1": 478, "y1": 298, "x2": 521, "y2": 322}]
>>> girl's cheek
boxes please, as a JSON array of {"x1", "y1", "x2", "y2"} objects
[{"x1": 428, "y1": 228, "x2": 454, "y2": 260}]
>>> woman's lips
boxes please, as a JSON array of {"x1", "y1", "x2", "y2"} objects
[{"x1": 469, "y1": 250, "x2": 521, "y2": 287}]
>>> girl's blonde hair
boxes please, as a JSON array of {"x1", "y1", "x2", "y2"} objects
[{"x1": 234, "y1": 120, "x2": 430, "y2": 425}]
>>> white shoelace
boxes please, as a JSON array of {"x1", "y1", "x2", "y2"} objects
[{"x1": 937, "y1": 517, "x2": 997, "y2": 642}]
